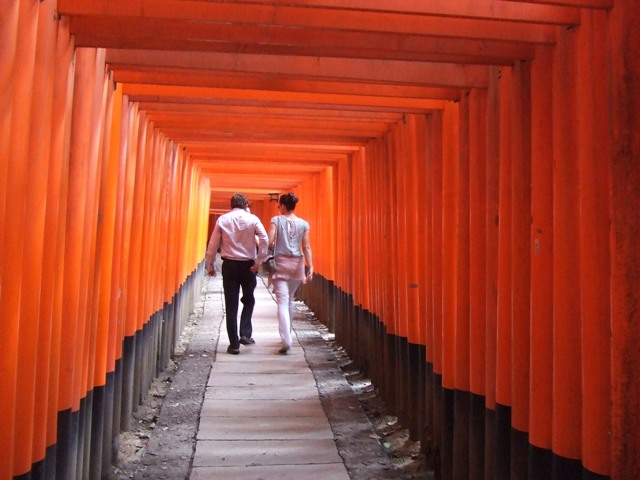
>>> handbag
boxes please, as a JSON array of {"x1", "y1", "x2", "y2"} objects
[
  {"x1": 262, "y1": 217, "x2": 278, "y2": 275},
  {"x1": 263, "y1": 254, "x2": 276, "y2": 275}
]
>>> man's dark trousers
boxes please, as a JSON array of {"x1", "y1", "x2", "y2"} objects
[{"x1": 221, "y1": 258, "x2": 257, "y2": 349}]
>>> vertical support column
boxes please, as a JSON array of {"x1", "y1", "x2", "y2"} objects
[
  {"x1": 406, "y1": 115, "x2": 422, "y2": 346},
  {"x1": 42, "y1": 19, "x2": 74, "y2": 478},
  {"x1": 468, "y1": 87, "x2": 487, "y2": 480},
  {"x1": 551, "y1": 27, "x2": 582, "y2": 472},
  {"x1": 484, "y1": 66, "x2": 502, "y2": 480},
  {"x1": 454, "y1": 91, "x2": 471, "y2": 480},
  {"x1": 118, "y1": 103, "x2": 141, "y2": 430},
  {"x1": 468, "y1": 88, "x2": 488, "y2": 399},
  {"x1": 57, "y1": 46, "x2": 97, "y2": 479},
  {"x1": 575, "y1": 9, "x2": 612, "y2": 478},
  {"x1": 608, "y1": 0, "x2": 640, "y2": 478},
  {"x1": 1, "y1": 1, "x2": 38, "y2": 476},
  {"x1": 529, "y1": 45, "x2": 554, "y2": 480},
  {"x1": 89, "y1": 67, "x2": 120, "y2": 480},
  {"x1": 495, "y1": 65, "x2": 513, "y2": 480},
  {"x1": 509, "y1": 59, "x2": 532, "y2": 479},
  {"x1": 21, "y1": 2, "x2": 58, "y2": 475},
  {"x1": 429, "y1": 111, "x2": 444, "y2": 379},
  {"x1": 441, "y1": 100, "x2": 459, "y2": 480},
  {"x1": 441, "y1": 100, "x2": 459, "y2": 391},
  {"x1": 104, "y1": 83, "x2": 126, "y2": 473}
]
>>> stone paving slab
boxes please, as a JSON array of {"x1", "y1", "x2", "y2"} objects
[
  {"x1": 206, "y1": 372, "x2": 316, "y2": 387},
  {"x1": 192, "y1": 439, "x2": 345, "y2": 467},
  {"x1": 197, "y1": 415, "x2": 335, "y2": 441},
  {"x1": 207, "y1": 359, "x2": 310, "y2": 375},
  {"x1": 201, "y1": 398, "x2": 327, "y2": 418},
  {"x1": 205, "y1": 384, "x2": 320, "y2": 401},
  {"x1": 191, "y1": 462, "x2": 350, "y2": 480}
]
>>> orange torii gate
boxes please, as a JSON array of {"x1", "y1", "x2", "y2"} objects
[{"x1": 1, "y1": 0, "x2": 639, "y2": 479}]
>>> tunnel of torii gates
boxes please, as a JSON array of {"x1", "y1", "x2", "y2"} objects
[{"x1": 0, "y1": 0, "x2": 639, "y2": 479}]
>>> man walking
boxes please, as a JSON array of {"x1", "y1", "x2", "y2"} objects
[{"x1": 205, "y1": 193, "x2": 269, "y2": 354}]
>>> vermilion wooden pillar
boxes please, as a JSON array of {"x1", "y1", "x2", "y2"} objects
[
  {"x1": 2, "y1": 1, "x2": 38, "y2": 475},
  {"x1": 551, "y1": 27, "x2": 582, "y2": 466},
  {"x1": 484, "y1": 67, "x2": 501, "y2": 417},
  {"x1": 58, "y1": 46, "x2": 98, "y2": 478},
  {"x1": 576, "y1": 9, "x2": 611, "y2": 477},
  {"x1": 529, "y1": 45, "x2": 554, "y2": 468},
  {"x1": 483, "y1": 67, "x2": 502, "y2": 480},
  {"x1": 387, "y1": 130, "x2": 401, "y2": 338},
  {"x1": 468, "y1": 87, "x2": 488, "y2": 480},
  {"x1": 116, "y1": 102, "x2": 140, "y2": 430},
  {"x1": 394, "y1": 125, "x2": 409, "y2": 341},
  {"x1": 126, "y1": 111, "x2": 149, "y2": 337},
  {"x1": 454, "y1": 91, "x2": 471, "y2": 480},
  {"x1": 455, "y1": 93, "x2": 471, "y2": 395},
  {"x1": 495, "y1": 66, "x2": 513, "y2": 414},
  {"x1": 469, "y1": 88, "x2": 487, "y2": 399},
  {"x1": 20, "y1": 1, "x2": 58, "y2": 472},
  {"x1": 413, "y1": 113, "x2": 430, "y2": 349},
  {"x1": 442, "y1": 101, "x2": 459, "y2": 391},
  {"x1": 495, "y1": 65, "x2": 514, "y2": 480},
  {"x1": 509, "y1": 59, "x2": 532, "y2": 440},
  {"x1": 608, "y1": 0, "x2": 640, "y2": 478},
  {"x1": 429, "y1": 111, "x2": 444, "y2": 378},
  {"x1": 45, "y1": 19, "x2": 74, "y2": 462}
]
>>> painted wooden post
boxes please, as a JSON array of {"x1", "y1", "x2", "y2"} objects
[
  {"x1": 606, "y1": 1, "x2": 639, "y2": 478},
  {"x1": 529, "y1": 45, "x2": 554, "y2": 479},
  {"x1": 495, "y1": 64, "x2": 514, "y2": 480},
  {"x1": 441, "y1": 100, "x2": 459, "y2": 392},
  {"x1": 1, "y1": 0, "x2": 38, "y2": 475},
  {"x1": 467, "y1": 87, "x2": 488, "y2": 396},
  {"x1": 551, "y1": 27, "x2": 582, "y2": 472},
  {"x1": 574, "y1": 9, "x2": 612, "y2": 478},
  {"x1": 468, "y1": 87, "x2": 488, "y2": 480},
  {"x1": 45, "y1": 21, "x2": 74, "y2": 474},
  {"x1": 429, "y1": 111, "x2": 444, "y2": 379},
  {"x1": 57, "y1": 46, "x2": 98, "y2": 478},
  {"x1": 19, "y1": 1, "x2": 58, "y2": 474},
  {"x1": 454, "y1": 91, "x2": 471, "y2": 480},
  {"x1": 509, "y1": 58, "x2": 533, "y2": 478},
  {"x1": 483, "y1": 66, "x2": 502, "y2": 480},
  {"x1": 484, "y1": 66, "x2": 501, "y2": 416}
]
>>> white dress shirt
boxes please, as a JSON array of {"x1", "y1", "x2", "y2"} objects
[{"x1": 205, "y1": 208, "x2": 268, "y2": 272}]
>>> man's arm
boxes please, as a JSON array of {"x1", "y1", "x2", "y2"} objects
[
  {"x1": 254, "y1": 220, "x2": 269, "y2": 263},
  {"x1": 205, "y1": 222, "x2": 222, "y2": 275}
]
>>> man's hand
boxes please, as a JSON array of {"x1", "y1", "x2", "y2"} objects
[
  {"x1": 250, "y1": 263, "x2": 259, "y2": 273},
  {"x1": 207, "y1": 269, "x2": 216, "y2": 277}
]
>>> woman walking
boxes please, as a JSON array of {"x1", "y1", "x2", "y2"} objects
[{"x1": 268, "y1": 193, "x2": 314, "y2": 353}]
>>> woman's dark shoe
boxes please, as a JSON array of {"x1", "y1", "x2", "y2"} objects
[{"x1": 278, "y1": 346, "x2": 289, "y2": 354}]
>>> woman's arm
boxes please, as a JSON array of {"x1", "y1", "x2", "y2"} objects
[
  {"x1": 268, "y1": 222, "x2": 277, "y2": 248},
  {"x1": 302, "y1": 228, "x2": 314, "y2": 280}
]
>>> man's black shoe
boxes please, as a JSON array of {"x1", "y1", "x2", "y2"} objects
[
  {"x1": 239, "y1": 336, "x2": 256, "y2": 345},
  {"x1": 227, "y1": 345, "x2": 240, "y2": 355}
]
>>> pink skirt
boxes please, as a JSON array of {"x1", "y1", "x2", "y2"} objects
[{"x1": 272, "y1": 255, "x2": 306, "y2": 282}]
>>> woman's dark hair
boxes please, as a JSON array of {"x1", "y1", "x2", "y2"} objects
[{"x1": 279, "y1": 192, "x2": 298, "y2": 211}]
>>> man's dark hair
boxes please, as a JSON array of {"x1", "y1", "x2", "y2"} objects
[
  {"x1": 279, "y1": 192, "x2": 298, "y2": 211},
  {"x1": 230, "y1": 193, "x2": 249, "y2": 209}
]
